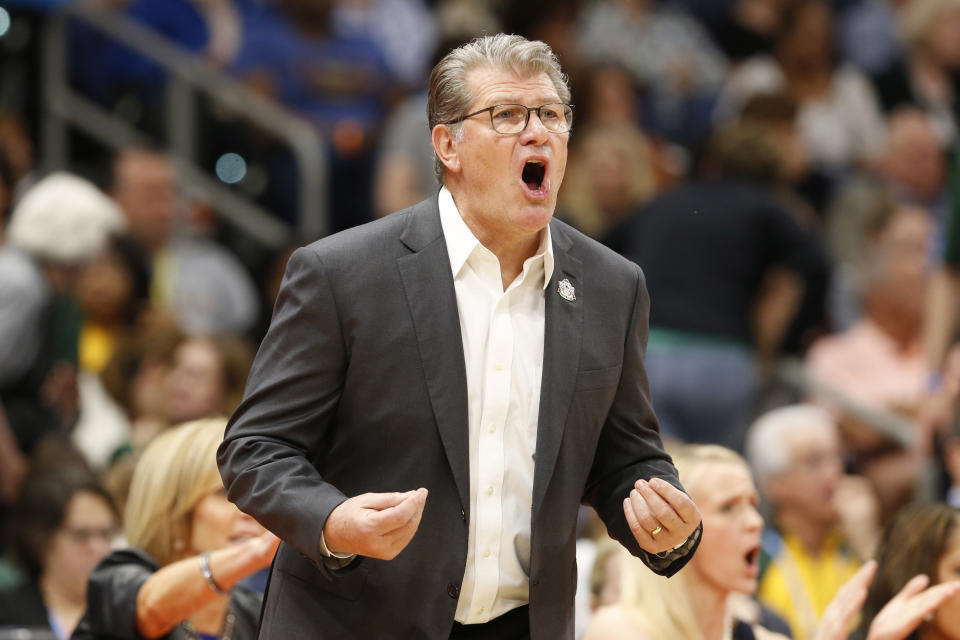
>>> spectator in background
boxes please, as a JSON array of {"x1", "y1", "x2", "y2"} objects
[
  {"x1": 81, "y1": 330, "x2": 253, "y2": 465},
  {"x1": 567, "y1": 61, "x2": 685, "y2": 199},
  {"x1": 97, "y1": 321, "x2": 185, "y2": 457},
  {"x1": 66, "y1": 0, "x2": 246, "y2": 146},
  {"x1": 372, "y1": 34, "x2": 486, "y2": 218},
  {"x1": 879, "y1": 110, "x2": 947, "y2": 236},
  {"x1": 716, "y1": 0, "x2": 887, "y2": 176},
  {"x1": 0, "y1": 465, "x2": 118, "y2": 639},
  {"x1": 0, "y1": 110, "x2": 36, "y2": 201},
  {"x1": 163, "y1": 334, "x2": 254, "y2": 426},
  {"x1": 827, "y1": 113, "x2": 947, "y2": 329},
  {"x1": 73, "y1": 419, "x2": 278, "y2": 640},
  {"x1": 559, "y1": 122, "x2": 659, "y2": 252},
  {"x1": 746, "y1": 405, "x2": 877, "y2": 640},
  {"x1": 624, "y1": 123, "x2": 815, "y2": 448},
  {"x1": 585, "y1": 445, "x2": 792, "y2": 639},
  {"x1": 853, "y1": 503, "x2": 960, "y2": 639},
  {"x1": 827, "y1": 111, "x2": 947, "y2": 263},
  {"x1": 0, "y1": 173, "x2": 125, "y2": 507},
  {"x1": 838, "y1": 0, "x2": 909, "y2": 76},
  {"x1": 230, "y1": 0, "x2": 397, "y2": 230},
  {"x1": 110, "y1": 147, "x2": 259, "y2": 335},
  {"x1": 578, "y1": 0, "x2": 727, "y2": 146},
  {"x1": 71, "y1": 233, "x2": 152, "y2": 470},
  {"x1": 870, "y1": 0, "x2": 960, "y2": 146},
  {"x1": 706, "y1": 0, "x2": 792, "y2": 62},
  {"x1": 333, "y1": 0, "x2": 437, "y2": 89},
  {"x1": 75, "y1": 234, "x2": 152, "y2": 378},
  {"x1": 810, "y1": 202, "x2": 941, "y2": 519}
]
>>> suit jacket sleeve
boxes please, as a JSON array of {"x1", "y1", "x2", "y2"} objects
[
  {"x1": 581, "y1": 264, "x2": 700, "y2": 577},
  {"x1": 217, "y1": 247, "x2": 348, "y2": 566}
]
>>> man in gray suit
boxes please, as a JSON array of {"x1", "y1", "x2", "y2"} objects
[{"x1": 218, "y1": 34, "x2": 702, "y2": 639}]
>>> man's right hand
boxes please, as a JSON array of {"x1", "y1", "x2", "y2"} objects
[{"x1": 323, "y1": 489, "x2": 428, "y2": 560}]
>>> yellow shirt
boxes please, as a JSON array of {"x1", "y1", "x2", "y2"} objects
[
  {"x1": 757, "y1": 530, "x2": 861, "y2": 640},
  {"x1": 79, "y1": 323, "x2": 114, "y2": 374}
]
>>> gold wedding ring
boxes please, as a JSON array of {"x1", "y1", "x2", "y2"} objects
[{"x1": 650, "y1": 525, "x2": 663, "y2": 536}]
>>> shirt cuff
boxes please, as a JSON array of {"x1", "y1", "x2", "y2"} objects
[
  {"x1": 650, "y1": 523, "x2": 702, "y2": 566},
  {"x1": 318, "y1": 530, "x2": 356, "y2": 561}
]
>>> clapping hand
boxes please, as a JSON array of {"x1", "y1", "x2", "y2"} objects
[
  {"x1": 323, "y1": 489, "x2": 428, "y2": 560},
  {"x1": 866, "y1": 574, "x2": 960, "y2": 640},
  {"x1": 623, "y1": 478, "x2": 701, "y2": 555},
  {"x1": 814, "y1": 560, "x2": 876, "y2": 640}
]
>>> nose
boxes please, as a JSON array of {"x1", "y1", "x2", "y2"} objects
[
  {"x1": 746, "y1": 505, "x2": 764, "y2": 531},
  {"x1": 520, "y1": 109, "x2": 550, "y2": 144}
]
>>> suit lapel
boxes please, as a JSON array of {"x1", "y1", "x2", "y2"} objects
[
  {"x1": 532, "y1": 223, "x2": 583, "y2": 518},
  {"x1": 396, "y1": 203, "x2": 471, "y2": 517}
]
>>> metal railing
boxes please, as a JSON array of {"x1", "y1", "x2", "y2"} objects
[{"x1": 41, "y1": 3, "x2": 328, "y2": 248}]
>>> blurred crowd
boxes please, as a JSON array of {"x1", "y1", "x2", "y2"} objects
[{"x1": 2, "y1": 0, "x2": 960, "y2": 638}]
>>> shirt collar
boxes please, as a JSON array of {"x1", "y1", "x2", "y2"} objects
[{"x1": 437, "y1": 186, "x2": 555, "y2": 290}]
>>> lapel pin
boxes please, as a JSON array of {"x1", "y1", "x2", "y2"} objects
[{"x1": 558, "y1": 278, "x2": 576, "y2": 301}]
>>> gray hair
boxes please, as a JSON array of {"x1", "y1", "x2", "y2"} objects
[
  {"x1": 427, "y1": 33, "x2": 571, "y2": 182},
  {"x1": 7, "y1": 172, "x2": 126, "y2": 264},
  {"x1": 744, "y1": 404, "x2": 836, "y2": 486}
]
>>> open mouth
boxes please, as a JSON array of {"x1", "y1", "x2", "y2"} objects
[
  {"x1": 522, "y1": 159, "x2": 546, "y2": 192},
  {"x1": 745, "y1": 546, "x2": 760, "y2": 576}
]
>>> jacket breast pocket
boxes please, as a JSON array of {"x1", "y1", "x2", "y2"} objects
[{"x1": 574, "y1": 364, "x2": 622, "y2": 392}]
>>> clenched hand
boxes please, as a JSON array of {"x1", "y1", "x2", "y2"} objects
[{"x1": 323, "y1": 489, "x2": 428, "y2": 560}]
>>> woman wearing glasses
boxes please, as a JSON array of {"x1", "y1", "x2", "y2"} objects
[
  {"x1": 73, "y1": 419, "x2": 279, "y2": 640},
  {"x1": 0, "y1": 464, "x2": 118, "y2": 639}
]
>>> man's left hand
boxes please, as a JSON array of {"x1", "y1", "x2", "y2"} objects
[{"x1": 623, "y1": 477, "x2": 701, "y2": 554}]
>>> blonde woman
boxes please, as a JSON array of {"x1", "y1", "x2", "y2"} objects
[
  {"x1": 73, "y1": 419, "x2": 279, "y2": 639},
  {"x1": 585, "y1": 445, "x2": 959, "y2": 640},
  {"x1": 586, "y1": 445, "x2": 776, "y2": 640}
]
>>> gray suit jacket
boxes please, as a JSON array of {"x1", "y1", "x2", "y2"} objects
[{"x1": 217, "y1": 198, "x2": 698, "y2": 639}]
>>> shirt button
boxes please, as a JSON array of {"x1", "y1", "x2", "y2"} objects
[
  {"x1": 477, "y1": 607, "x2": 485, "y2": 615},
  {"x1": 485, "y1": 485, "x2": 494, "y2": 496},
  {"x1": 447, "y1": 583, "x2": 460, "y2": 599},
  {"x1": 483, "y1": 548, "x2": 491, "y2": 558},
  {"x1": 487, "y1": 423, "x2": 496, "y2": 434},
  {"x1": 495, "y1": 362, "x2": 504, "y2": 371}
]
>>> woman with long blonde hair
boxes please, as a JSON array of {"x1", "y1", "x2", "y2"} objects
[
  {"x1": 73, "y1": 418, "x2": 279, "y2": 639},
  {"x1": 585, "y1": 444, "x2": 960, "y2": 640}
]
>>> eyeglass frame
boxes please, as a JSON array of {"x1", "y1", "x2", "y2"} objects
[{"x1": 444, "y1": 103, "x2": 575, "y2": 135}]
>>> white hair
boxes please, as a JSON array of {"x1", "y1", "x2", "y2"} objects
[
  {"x1": 6, "y1": 172, "x2": 126, "y2": 264},
  {"x1": 745, "y1": 404, "x2": 836, "y2": 486},
  {"x1": 427, "y1": 33, "x2": 571, "y2": 182}
]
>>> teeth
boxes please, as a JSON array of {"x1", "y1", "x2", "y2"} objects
[{"x1": 528, "y1": 160, "x2": 544, "y2": 166}]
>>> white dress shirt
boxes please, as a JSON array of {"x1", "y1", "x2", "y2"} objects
[{"x1": 438, "y1": 187, "x2": 555, "y2": 624}]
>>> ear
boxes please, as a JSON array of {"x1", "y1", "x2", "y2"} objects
[{"x1": 432, "y1": 124, "x2": 461, "y2": 176}]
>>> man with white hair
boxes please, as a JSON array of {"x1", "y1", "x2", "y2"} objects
[
  {"x1": 219, "y1": 34, "x2": 700, "y2": 639},
  {"x1": 0, "y1": 173, "x2": 125, "y2": 503},
  {"x1": 745, "y1": 404, "x2": 865, "y2": 640}
]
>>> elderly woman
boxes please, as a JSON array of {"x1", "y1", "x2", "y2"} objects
[
  {"x1": 0, "y1": 464, "x2": 118, "y2": 639},
  {"x1": 0, "y1": 172, "x2": 125, "y2": 505},
  {"x1": 73, "y1": 419, "x2": 278, "y2": 639}
]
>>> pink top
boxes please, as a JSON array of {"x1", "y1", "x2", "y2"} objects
[{"x1": 805, "y1": 319, "x2": 926, "y2": 413}]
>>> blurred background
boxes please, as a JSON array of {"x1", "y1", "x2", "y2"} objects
[{"x1": 3, "y1": 0, "x2": 960, "y2": 638}]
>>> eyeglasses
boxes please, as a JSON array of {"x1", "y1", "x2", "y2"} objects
[{"x1": 445, "y1": 103, "x2": 574, "y2": 135}]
